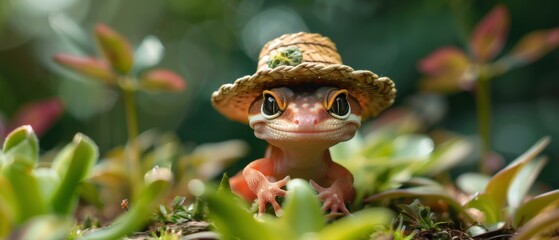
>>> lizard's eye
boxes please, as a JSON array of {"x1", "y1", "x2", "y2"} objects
[
  {"x1": 262, "y1": 93, "x2": 282, "y2": 118},
  {"x1": 327, "y1": 91, "x2": 351, "y2": 119}
]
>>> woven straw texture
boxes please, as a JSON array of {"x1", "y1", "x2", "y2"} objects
[{"x1": 212, "y1": 32, "x2": 396, "y2": 124}]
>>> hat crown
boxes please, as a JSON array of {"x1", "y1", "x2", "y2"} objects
[{"x1": 257, "y1": 32, "x2": 343, "y2": 71}]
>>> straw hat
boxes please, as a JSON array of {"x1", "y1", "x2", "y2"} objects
[{"x1": 212, "y1": 32, "x2": 396, "y2": 124}]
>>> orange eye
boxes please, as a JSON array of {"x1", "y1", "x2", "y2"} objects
[
  {"x1": 261, "y1": 90, "x2": 284, "y2": 118},
  {"x1": 327, "y1": 90, "x2": 350, "y2": 119}
]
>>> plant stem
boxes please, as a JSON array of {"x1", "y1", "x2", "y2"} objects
[
  {"x1": 475, "y1": 76, "x2": 491, "y2": 174},
  {"x1": 122, "y1": 82, "x2": 142, "y2": 199},
  {"x1": 123, "y1": 88, "x2": 139, "y2": 146}
]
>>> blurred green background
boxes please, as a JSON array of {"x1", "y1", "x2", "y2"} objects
[{"x1": 0, "y1": 0, "x2": 558, "y2": 185}]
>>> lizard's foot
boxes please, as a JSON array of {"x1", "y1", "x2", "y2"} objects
[
  {"x1": 310, "y1": 180, "x2": 351, "y2": 217},
  {"x1": 255, "y1": 176, "x2": 290, "y2": 216}
]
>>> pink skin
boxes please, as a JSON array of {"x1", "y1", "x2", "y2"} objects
[{"x1": 229, "y1": 86, "x2": 362, "y2": 216}]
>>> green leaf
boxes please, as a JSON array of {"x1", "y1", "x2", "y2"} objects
[
  {"x1": 78, "y1": 181, "x2": 104, "y2": 209},
  {"x1": 133, "y1": 35, "x2": 164, "y2": 73},
  {"x1": 34, "y1": 168, "x2": 60, "y2": 204},
  {"x1": 49, "y1": 13, "x2": 95, "y2": 55},
  {"x1": 280, "y1": 179, "x2": 325, "y2": 237},
  {"x1": 508, "y1": 156, "x2": 547, "y2": 209},
  {"x1": 465, "y1": 194, "x2": 501, "y2": 224},
  {"x1": 54, "y1": 54, "x2": 115, "y2": 84},
  {"x1": 2, "y1": 155, "x2": 47, "y2": 222},
  {"x1": 330, "y1": 131, "x2": 363, "y2": 162},
  {"x1": 393, "y1": 134, "x2": 434, "y2": 160},
  {"x1": 94, "y1": 24, "x2": 134, "y2": 74},
  {"x1": 514, "y1": 209, "x2": 559, "y2": 240},
  {"x1": 418, "y1": 137, "x2": 473, "y2": 176},
  {"x1": 514, "y1": 189, "x2": 559, "y2": 227},
  {"x1": 217, "y1": 173, "x2": 232, "y2": 195},
  {"x1": 465, "y1": 137, "x2": 550, "y2": 224},
  {"x1": 316, "y1": 208, "x2": 393, "y2": 240},
  {"x1": 81, "y1": 179, "x2": 170, "y2": 240},
  {"x1": 16, "y1": 215, "x2": 74, "y2": 240},
  {"x1": 172, "y1": 196, "x2": 186, "y2": 211},
  {"x1": 139, "y1": 69, "x2": 186, "y2": 92},
  {"x1": 456, "y1": 172, "x2": 490, "y2": 195},
  {"x1": 193, "y1": 179, "x2": 280, "y2": 240},
  {"x1": 2, "y1": 125, "x2": 39, "y2": 166},
  {"x1": 50, "y1": 133, "x2": 98, "y2": 215},
  {"x1": 364, "y1": 185, "x2": 475, "y2": 223},
  {"x1": 0, "y1": 176, "x2": 15, "y2": 238}
]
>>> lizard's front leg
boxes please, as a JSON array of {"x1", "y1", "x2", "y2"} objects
[{"x1": 243, "y1": 162, "x2": 289, "y2": 216}]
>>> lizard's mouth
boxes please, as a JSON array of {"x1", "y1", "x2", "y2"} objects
[{"x1": 253, "y1": 122, "x2": 359, "y2": 142}]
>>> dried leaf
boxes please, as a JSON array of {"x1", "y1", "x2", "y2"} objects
[
  {"x1": 94, "y1": 24, "x2": 134, "y2": 74},
  {"x1": 139, "y1": 69, "x2": 186, "y2": 92},
  {"x1": 506, "y1": 28, "x2": 559, "y2": 65},
  {"x1": 470, "y1": 5, "x2": 509, "y2": 62},
  {"x1": 54, "y1": 54, "x2": 115, "y2": 84}
]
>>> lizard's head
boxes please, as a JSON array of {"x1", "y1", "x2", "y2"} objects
[{"x1": 248, "y1": 86, "x2": 362, "y2": 149}]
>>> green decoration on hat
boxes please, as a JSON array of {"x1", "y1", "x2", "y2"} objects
[{"x1": 267, "y1": 46, "x2": 303, "y2": 69}]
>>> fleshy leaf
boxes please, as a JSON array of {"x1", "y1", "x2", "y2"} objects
[
  {"x1": 514, "y1": 189, "x2": 559, "y2": 227},
  {"x1": 0, "y1": 176, "x2": 15, "y2": 237},
  {"x1": 94, "y1": 24, "x2": 134, "y2": 74},
  {"x1": 50, "y1": 133, "x2": 98, "y2": 215},
  {"x1": 16, "y1": 215, "x2": 74, "y2": 240},
  {"x1": 8, "y1": 98, "x2": 64, "y2": 137},
  {"x1": 470, "y1": 5, "x2": 509, "y2": 62},
  {"x1": 49, "y1": 13, "x2": 95, "y2": 55},
  {"x1": 316, "y1": 208, "x2": 393, "y2": 240},
  {"x1": 139, "y1": 69, "x2": 186, "y2": 92},
  {"x1": 505, "y1": 28, "x2": 559, "y2": 66},
  {"x1": 54, "y1": 54, "x2": 115, "y2": 84},
  {"x1": 465, "y1": 137, "x2": 550, "y2": 224},
  {"x1": 280, "y1": 179, "x2": 325, "y2": 237},
  {"x1": 133, "y1": 35, "x2": 164, "y2": 72},
  {"x1": 507, "y1": 156, "x2": 547, "y2": 209},
  {"x1": 191, "y1": 179, "x2": 280, "y2": 240},
  {"x1": 81, "y1": 178, "x2": 170, "y2": 240},
  {"x1": 514, "y1": 209, "x2": 559, "y2": 240},
  {"x1": 418, "y1": 136, "x2": 473, "y2": 176},
  {"x1": 2, "y1": 125, "x2": 39, "y2": 165},
  {"x1": 418, "y1": 47, "x2": 472, "y2": 93},
  {"x1": 3, "y1": 125, "x2": 36, "y2": 153},
  {"x1": 456, "y1": 172, "x2": 490, "y2": 195},
  {"x1": 363, "y1": 185, "x2": 475, "y2": 223}
]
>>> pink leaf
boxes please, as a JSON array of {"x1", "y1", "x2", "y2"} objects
[
  {"x1": 418, "y1": 47, "x2": 469, "y2": 75},
  {"x1": 139, "y1": 69, "x2": 186, "y2": 92},
  {"x1": 94, "y1": 24, "x2": 134, "y2": 74},
  {"x1": 507, "y1": 28, "x2": 559, "y2": 64},
  {"x1": 54, "y1": 54, "x2": 116, "y2": 84},
  {"x1": 8, "y1": 98, "x2": 64, "y2": 137},
  {"x1": 470, "y1": 5, "x2": 510, "y2": 63},
  {"x1": 418, "y1": 47, "x2": 472, "y2": 93}
]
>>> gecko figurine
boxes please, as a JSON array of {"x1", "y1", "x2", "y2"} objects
[{"x1": 211, "y1": 32, "x2": 396, "y2": 216}]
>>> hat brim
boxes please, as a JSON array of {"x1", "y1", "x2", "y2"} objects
[{"x1": 211, "y1": 62, "x2": 396, "y2": 124}]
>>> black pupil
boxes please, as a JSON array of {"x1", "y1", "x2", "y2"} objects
[
  {"x1": 331, "y1": 94, "x2": 349, "y2": 116},
  {"x1": 263, "y1": 94, "x2": 280, "y2": 116}
]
